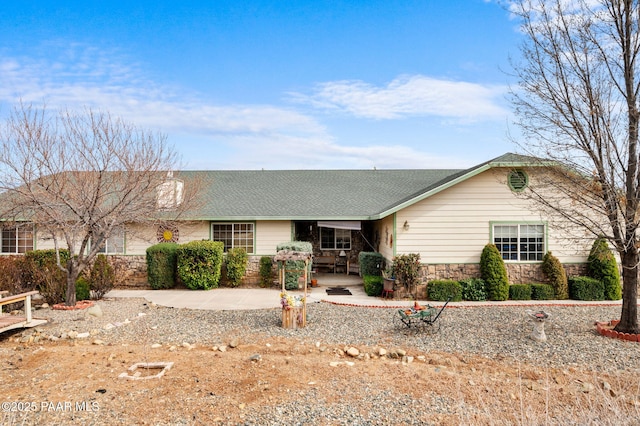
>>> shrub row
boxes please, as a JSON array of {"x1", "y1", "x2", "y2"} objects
[
  {"x1": 147, "y1": 241, "x2": 226, "y2": 290},
  {"x1": 146, "y1": 240, "x2": 262, "y2": 290},
  {"x1": 0, "y1": 250, "x2": 116, "y2": 304}
]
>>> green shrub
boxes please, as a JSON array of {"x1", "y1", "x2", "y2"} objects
[
  {"x1": 24, "y1": 249, "x2": 69, "y2": 304},
  {"x1": 225, "y1": 247, "x2": 248, "y2": 287},
  {"x1": 480, "y1": 244, "x2": 509, "y2": 301},
  {"x1": 359, "y1": 252, "x2": 384, "y2": 276},
  {"x1": 276, "y1": 241, "x2": 312, "y2": 290},
  {"x1": 569, "y1": 276, "x2": 605, "y2": 301},
  {"x1": 391, "y1": 253, "x2": 421, "y2": 295},
  {"x1": 146, "y1": 243, "x2": 179, "y2": 290},
  {"x1": 542, "y1": 251, "x2": 568, "y2": 299},
  {"x1": 25, "y1": 249, "x2": 70, "y2": 268},
  {"x1": 531, "y1": 283, "x2": 555, "y2": 300},
  {"x1": 363, "y1": 275, "x2": 384, "y2": 296},
  {"x1": 509, "y1": 284, "x2": 532, "y2": 300},
  {"x1": 459, "y1": 278, "x2": 487, "y2": 301},
  {"x1": 0, "y1": 256, "x2": 28, "y2": 294},
  {"x1": 259, "y1": 256, "x2": 274, "y2": 288},
  {"x1": 427, "y1": 280, "x2": 462, "y2": 301},
  {"x1": 588, "y1": 238, "x2": 622, "y2": 300},
  {"x1": 75, "y1": 277, "x2": 91, "y2": 301},
  {"x1": 89, "y1": 254, "x2": 115, "y2": 299},
  {"x1": 177, "y1": 240, "x2": 224, "y2": 290}
]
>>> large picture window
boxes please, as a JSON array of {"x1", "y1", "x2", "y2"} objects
[
  {"x1": 493, "y1": 224, "x2": 545, "y2": 261},
  {"x1": 212, "y1": 223, "x2": 254, "y2": 253},
  {"x1": 1, "y1": 223, "x2": 34, "y2": 254},
  {"x1": 320, "y1": 227, "x2": 351, "y2": 250}
]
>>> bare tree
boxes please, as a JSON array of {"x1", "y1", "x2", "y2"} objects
[
  {"x1": 509, "y1": 0, "x2": 639, "y2": 333},
  {"x1": 0, "y1": 103, "x2": 199, "y2": 306}
]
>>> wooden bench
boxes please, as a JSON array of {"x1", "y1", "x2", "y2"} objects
[
  {"x1": 313, "y1": 256, "x2": 336, "y2": 273},
  {"x1": 347, "y1": 261, "x2": 360, "y2": 276},
  {"x1": 0, "y1": 290, "x2": 47, "y2": 334}
]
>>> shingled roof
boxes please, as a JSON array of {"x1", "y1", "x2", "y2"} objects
[{"x1": 179, "y1": 153, "x2": 537, "y2": 221}]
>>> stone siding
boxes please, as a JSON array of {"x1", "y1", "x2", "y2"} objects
[{"x1": 421, "y1": 263, "x2": 588, "y2": 285}]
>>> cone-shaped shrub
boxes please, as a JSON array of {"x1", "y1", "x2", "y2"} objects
[
  {"x1": 541, "y1": 251, "x2": 568, "y2": 299},
  {"x1": 480, "y1": 244, "x2": 509, "y2": 301},
  {"x1": 588, "y1": 238, "x2": 622, "y2": 300}
]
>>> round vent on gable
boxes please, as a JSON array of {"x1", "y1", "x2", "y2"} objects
[{"x1": 508, "y1": 169, "x2": 528, "y2": 192}]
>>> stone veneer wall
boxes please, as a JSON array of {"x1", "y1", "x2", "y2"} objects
[
  {"x1": 113, "y1": 256, "x2": 588, "y2": 289},
  {"x1": 421, "y1": 263, "x2": 588, "y2": 285},
  {"x1": 112, "y1": 255, "x2": 272, "y2": 289}
]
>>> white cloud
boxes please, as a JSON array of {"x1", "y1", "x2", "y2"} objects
[
  {"x1": 0, "y1": 43, "x2": 496, "y2": 170},
  {"x1": 0, "y1": 44, "x2": 325, "y2": 139},
  {"x1": 290, "y1": 74, "x2": 509, "y2": 121}
]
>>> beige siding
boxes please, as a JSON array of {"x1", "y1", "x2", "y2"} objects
[
  {"x1": 393, "y1": 168, "x2": 590, "y2": 264},
  {"x1": 34, "y1": 220, "x2": 292, "y2": 256},
  {"x1": 373, "y1": 215, "x2": 395, "y2": 262},
  {"x1": 126, "y1": 222, "x2": 210, "y2": 255},
  {"x1": 255, "y1": 220, "x2": 292, "y2": 255}
]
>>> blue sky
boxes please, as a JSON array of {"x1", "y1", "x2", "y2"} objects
[{"x1": 0, "y1": 1, "x2": 522, "y2": 170}]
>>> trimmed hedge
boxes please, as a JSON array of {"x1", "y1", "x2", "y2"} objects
[
  {"x1": 25, "y1": 249, "x2": 70, "y2": 268},
  {"x1": 480, "y1": 244, "x2": 509, "y2": 301},
  {"x1": 509, "y1": 284, "x2": 531, "y2": 300},
  {"x1": 146, "y1": 243, "x2": 179, "y2": 289},
  {"x1": 259, "y1": 256, "x2": 274, "y2": 288},
  {"x1": 363, "y1": 275, "x2": 384, "y2": 296},
  {"x1": 177, "y1": 240, "x2": 224, "y2": 290},
  {"x1": 460, "y1": 278, "x2": 487, "y2": 301},
  {"x1": 531, "y1": 283, "x2": 555, "y2": 300},
  {"x1": 359, "y1": 252, "x2": 384, "y2": 277},
  {"x1": 277, "y1": 241, "x2": 312, "y2": 290},
  {"x1": 427, "y1": 280, "x2": 462, "y2": 302},
  {"x1": 225, "y1": 247, "x2": 248, "y2": 287},
  {"x1": 588, "y1": 238, "x2": 622, "y2": 300},
  {"x1": 569, "y1": 276, "x2": 605, "y2": 301}
]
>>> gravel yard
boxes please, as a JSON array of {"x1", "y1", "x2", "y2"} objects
[{"x1": 2, "y1": 298, "x2": 640, "y2": 425}]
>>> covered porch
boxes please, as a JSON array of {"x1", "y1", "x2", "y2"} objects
[{"x1": 293, "y1": 220, "x2": 378, "y2": 274}]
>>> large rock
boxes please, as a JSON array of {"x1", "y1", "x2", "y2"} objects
[
  {"x1": 346, "y1": 347, "x2": 360, "y2": 357},
  {"x1": 87, "y1": 304, "x2": 103, "y2": 318}
]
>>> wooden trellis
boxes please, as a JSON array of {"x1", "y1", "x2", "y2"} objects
[{"x1": 274, "y1": 250, "x2": 311, "y2": 329}]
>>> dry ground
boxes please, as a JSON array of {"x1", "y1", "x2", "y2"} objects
[{"x1": 2, "y1": 332, "x2": 640, "y2": 425}]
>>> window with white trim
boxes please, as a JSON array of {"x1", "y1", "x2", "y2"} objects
[
  {"x1": 212, "y1": 223, "x2": 254, "y2": 253},
  {"x1": 97, "y1": 227, "x2": 125, "y2": 254},
  {"x1": 1, "y1": 223, "x2": 34, "y2": 254},
  {"x1": 493, "y1": 224, "x2": 545, "y2": 261},
  {"x1": 320, "y1": 227, "x2": 351, "y2": 250}
]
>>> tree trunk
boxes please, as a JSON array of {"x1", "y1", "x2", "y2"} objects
[
  {"x1": 65, "y1": 263, "x2": 79, "y2": 307},
  {"x1": 615, "y1": 250, "x2": 639, "y2": 334}
]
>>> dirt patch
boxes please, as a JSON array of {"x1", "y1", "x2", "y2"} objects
[{"x1": 1, "y1": 334, "x2": 639, "y2": 425}]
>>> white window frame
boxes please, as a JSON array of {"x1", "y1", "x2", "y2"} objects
[
  {"x1": 96, "y1": 227, "x2": 126, "y2": 254},
  {"x1": 211, "y1": 222, "x2": 255, "y2": 254},
  {"x1": 492, "y1": 223, "x2": 546, "y2": 262},
  {"x1": 320, "y1": 227, "x2": 351, "y2": 251},
  {"x1": 1, "y1": 223, "x2": 34, "y2": 254}
]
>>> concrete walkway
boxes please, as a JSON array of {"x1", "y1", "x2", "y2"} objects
[{"x1": 105, "y1": 273, "x2": 628, "y2": 310}]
